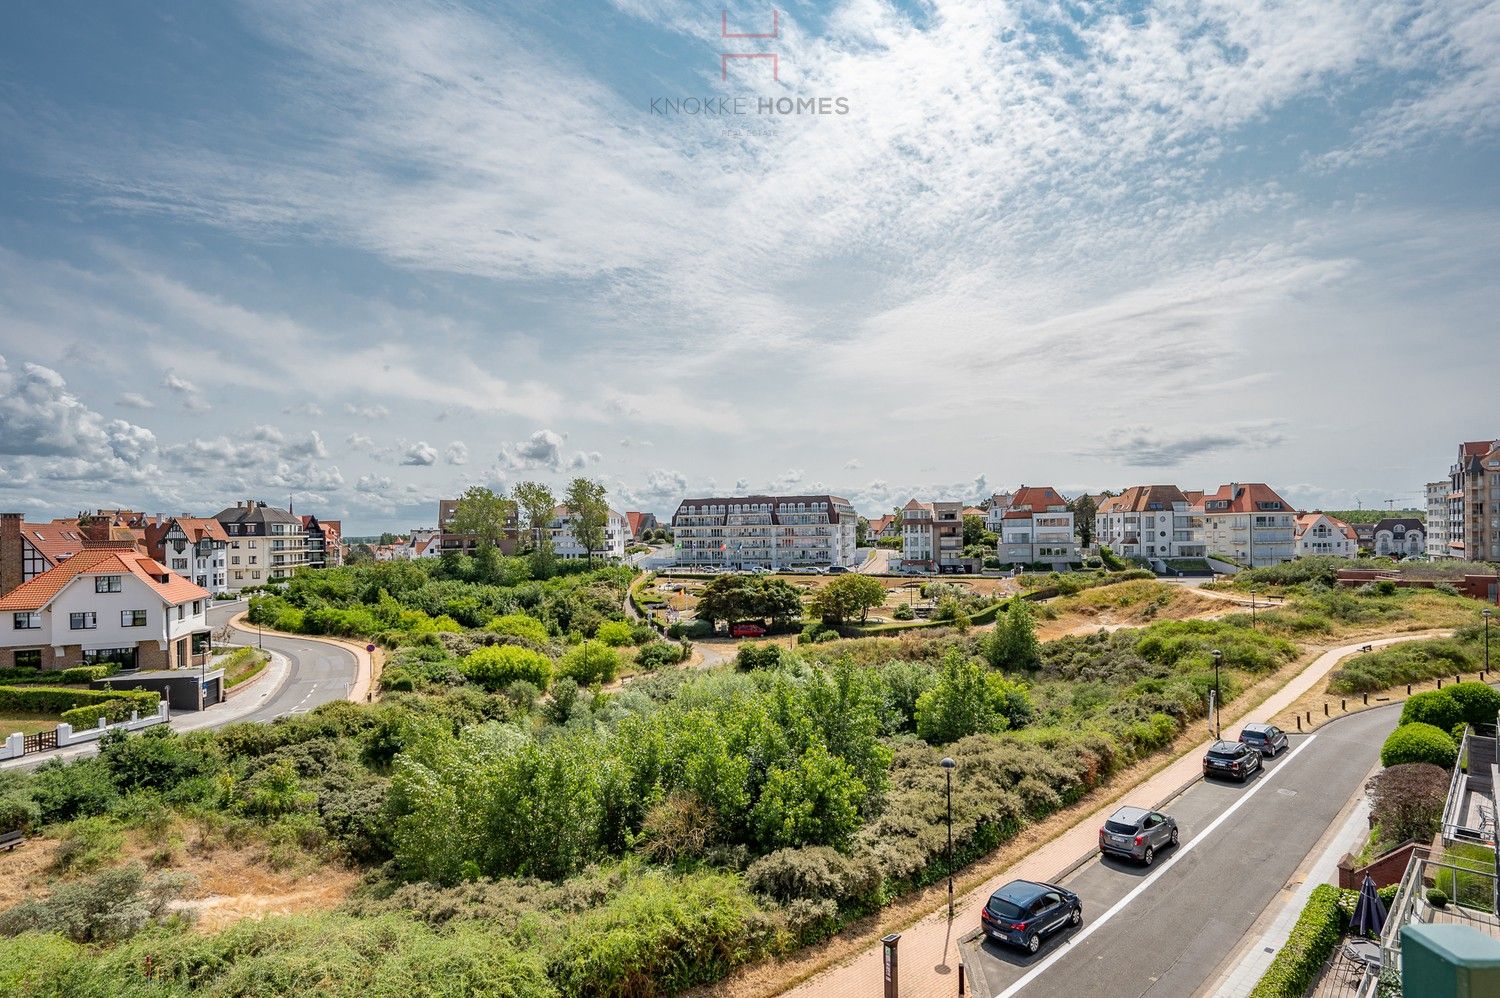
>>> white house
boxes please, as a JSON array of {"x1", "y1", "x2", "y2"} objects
[
  {"x1": 1201, "y1": 483, "x2": 1297, "y2": 568},
  {"x1": 0, "y1": 544, "x2": 212, "y2": 672},
  {"x1": 144, "y1": 517, "x2": 230, "y2": 595},
  {"x1": 1293, "y1": 512, "x2": 1358, "y2": 558},
  {"x1": 672, "y1": 494, "x2": 859, "y2": 569},
  {"x1": 1371, "y1": 517, "x2": 1425, "y2": 558},
  {"x1": 1094, "y1": 486, "x2": 1207, "y2": 562},
  {"x1": 549, "y1": 505, "x2": 629, "y2": 561},
  {"x1": 997, "y1": 486, "x2": 1078, "y2": 568}
]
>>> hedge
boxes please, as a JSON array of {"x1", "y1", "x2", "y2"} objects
[
  {"x1": 60, "y1": 700, "x2": 139, "y2": 728},
  {"x1": 0, "y1": 686, "x2": 158, "y2": 716},
  {"x1": 1380, "y1": 722, "x2": 1458, "y2": 769},
  {"x1": 0, "y1": 665, "x2": 110, "y2": 686},
  {"x1": 1248, "y1": 884, "x2": 1346, "y2": 997}
]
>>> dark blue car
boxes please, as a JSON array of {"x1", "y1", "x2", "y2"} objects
[{"x1": 980, "y1": 879, "x2": 1083, "y2": 954}]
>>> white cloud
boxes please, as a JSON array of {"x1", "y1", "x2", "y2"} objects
[
  {"x1": 162, "y1": 368, "x2": 211, "y2": 413},
  {"x1": 344, "y1": 402, "x2": 391, "y2": 420},
  {"x1": 444, "y1": 440, "x2": 469, "y2": 465},
  {"x1": 117, "y1": 392, "x2": 154, "y2": 410},
  {"x1": 401, "y1": 441, "x2": 438, "y2": 466}
]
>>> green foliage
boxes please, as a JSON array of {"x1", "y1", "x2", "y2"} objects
[
  {"x1": 449, "y1": 485, "x2": 519, "y2": 550},
  {"x1": 487, "y1": 613, "x2": 552, "y2": 644},
  {"x1": 1328, "y1": 637, "x2": 1479, "y2": 694},
  {"x1": 99, "y1": 726, "x2": 220, "y2": 794},
  {"x1": 810, "y1": 574, "x2": 886, "y2": 625},
  {"x1": 1247, "y1": 884, "x2": 1348, "y2": 998},
  {"x1": 1432, "y1": 843, "x2": 1496, "y2": 913},
  {"x1": 28, "y1": 757, "x2": 120, "y2": 823},
  {"x1": 735, "y1": 642, "x2": 784, "y2": 671},
  {"x1": 753, "y1": 742, "x2": 866, "y2": 850},
  {"x1": 0, "y1": 686, "x2": 156, "y2": 716},
  {"x1": 59, "y1": 700, "x2": 137, "y2": 729},
  {"x1": 634, "y1": 641, "x2": 686, "y2": 671},
  {"x1": 1134, "y1": 618, "x2": 1298, "y2": 674},
  {"x1": 914, "y1": 650, "x2": 1033, "y2": 744},
  {"x1": 695, "y1": 575, "x2": 805, "y2": 628},
  {"x1": 0, "y1": 863, "x2": 196, "y2": 943},
  {"x1": 892, "y1": 603, "x2": 914, "y2": 620},
  {"x1": 595, "y1": 620, "x2": 634, "y2": 646},
  {"x1": 51, "y1": 816, "x2": 125, "y2": 873},
  {"x1": 1444, "y1": 681, "x2": 1500, "y2": 728},
  {"x1": 1380, "y1": 722, "x2": 1458, "y2": 769},
  {"x1": 564, "y1": 477, "x2": 610, "y2": 562},
  {"x1": 1400, "y1": 689, "x2": 1465, "y2": 733},
  {"x1": 461, "y1": 645, "x2": 554, "y2": 692},
  {"x1": 983, "y1": 600, "x2": 1040, "y2": 669},
  {"x1": 0, "y1": 794, "x2": 39, "y2": 834},
  {"x1": 557, "y1": 641, "x2": 619, "y2": 687}
]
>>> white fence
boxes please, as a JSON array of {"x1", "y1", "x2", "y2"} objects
[{"x1": 0, "y1": 701, "x2": 171, "y2": 760}]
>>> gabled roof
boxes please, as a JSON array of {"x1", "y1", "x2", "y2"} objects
[
  {"x1": 1008, "y1": 486, "x2": 1069, "y2": 511},
  {"x1": 1371, "y1": 517, "x2": 1423, "y2": 535},
  {"x1": 1294, "y1": 511, "x2": 1357, "y2": 541},
  {"x1": 1200, "y1": 483, "x2": 1292, "y2": 514},
  {"x1": 625, "y1": 512, "x2": 647, "y2": 537},
  {"x1": 0, "y1": 544, "x2": 211, "y2": 612},
  {"x1": 17, "y1": 519, "x2": 89, "y2": 565},
  {"x1": 1100, "y1": 485, "x2": 1190, "y2": 513}
]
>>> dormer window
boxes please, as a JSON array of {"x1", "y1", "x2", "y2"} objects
[{"x1": 95, "y1": 575, "x2": 122, "y2": 593}]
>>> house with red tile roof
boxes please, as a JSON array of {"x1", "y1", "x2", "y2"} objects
[
  {"x1": 1201, "y1": 483, "x2": 1297, "y2": 567},
  {"x1": 0, "y1": 543, "x2": 213, "y2": 673},
  {"x1": 1095, "y1": 486, "x2": 1208, "y2": 562},
  {"x1": 144, "y1": 517, "x2": 231, "y2": 594},
  {"x1": 624, "y1": 512, "x2": 658, "y2": 541},
  {"x1": 997, "y1": 486, "x2": 1078, "y2": 568},
  {"x1": 0, "y1": 514, "x2": 95, "y2": 595},
  {"x1": 1293, "y1": 511, "x2": 1358, "y2": 558}
]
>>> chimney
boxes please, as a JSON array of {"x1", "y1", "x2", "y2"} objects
[{"x1": 1, "y1": 513, "x2": 22, "y2": 595}]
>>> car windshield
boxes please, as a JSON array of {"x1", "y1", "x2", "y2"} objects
[
  {"x1": 1104, "y1": 819, "x2": 1137, "y2": 834},
  {"x1": 988, "y1": 897, "x2": 1026, "y2": 920}
]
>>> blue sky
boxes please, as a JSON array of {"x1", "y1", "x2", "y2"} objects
[{"x1": 1, "y1": 0, "x2": 1497, "y2": 532}]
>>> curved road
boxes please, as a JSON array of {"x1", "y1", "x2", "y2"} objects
[
  {"x1": 961, "y1": 701, "x2": 1402, "y2": 997},
  {"x1": 207, "y1": 600, "x2": 358, "y2": 724}
]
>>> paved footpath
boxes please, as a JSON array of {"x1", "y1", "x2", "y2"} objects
[{"x1": 780, "y1": 630, "x2": 1447, "y2": 998}]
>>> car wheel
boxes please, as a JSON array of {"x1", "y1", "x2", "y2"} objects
[
  {"x1": 1026, "y1": 932, "x2": 1041, "y2": 954},
  {"x1": 1069, "y1": 907, "x2": 1082, "y2": 927},
  {"x1": 1142, "y1": 845, "x2": 1154, "y2": 867},
  {"x1": 1170, "y1": 826, "x2": 1179, "y2": 847}
]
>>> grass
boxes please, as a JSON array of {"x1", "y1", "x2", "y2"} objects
[
  {"x1": 220, "y1": 646, "x2": 272, "y2": 689},
  {"x1": 0, "y1": 712, "x2": 63, "y2": 736}
]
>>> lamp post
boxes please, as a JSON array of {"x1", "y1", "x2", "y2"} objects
[
  {"x1": 941, "y1": 756, "x2": 956, "y2": 919},
  {"x1": 1211, "y1": 649, "x2": 1223, "y2": 738},
  {"x1": 1485, "y1": 608, "x2": 1492, "y2": 674}
]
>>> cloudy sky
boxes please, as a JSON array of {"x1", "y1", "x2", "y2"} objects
[{"x1": 1, "y1": 0, "x2": 1497, "y2": 533}]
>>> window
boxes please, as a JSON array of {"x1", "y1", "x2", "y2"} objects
[
  {"x1": 70, "y1": 612, "x2": 97, "y2": 630},
  {"x1": 12, "y1": 612, "x2": 40, "y2": 630},
  {"x1": 84, "y1": 647, "x2": 137, "y2": 670},
  {"x1": 95, "y1": 575, "x2": 122, "y2": 593},
  {"x1": 192, "y1": 600, "x2": 202, "y2": 614},
  {"x1": 14, "y1": 649, "x2": 43, "y2": 669},
  {"x1": 121, "y1": 610, "x2": 147, "y2": 627}
]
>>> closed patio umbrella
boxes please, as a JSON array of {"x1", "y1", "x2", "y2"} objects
[{"x1": 1350, "y1": 874, "x2": 1387, "y2": 939}]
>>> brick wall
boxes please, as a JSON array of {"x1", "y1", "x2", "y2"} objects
[
  {"x1": 1339, "y1": 841, "x2": 1422, "y2": 889},
  {"x1": 0, "y1": 513, "x2": 21, "y2": 596}
]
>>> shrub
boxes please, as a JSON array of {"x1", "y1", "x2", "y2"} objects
[
  {"x1": 1432, "y1": 843, "x2": 1496, "y2": 912},
  {"x1": 557, "y1": 641, "x2": 619, "y2": 687},
  {"x1": 1327, "y1": 637, "x2": 1481, "y2": 694},
  {"x1": 735, "y1": 642, "x2": 783, "y2": 671},
  {"x1": 99, "y1": 726, "x2": 220, "y2": 793},
  {"x1": 1247, "y1": 884, "x2": 1347, "y2": 997},
  {"x1": 1400, "y1": 689, "x2": 1464, "y2": 734},
  {"x1": 1426, "y1": 887, "x2": 1449, "y2": 907},
  {"x1": 594, "y1": 620, "x2": 634, "y2": 647},
  {"x1": 28, "y1": 757, "x2": 120, "y2": 822},
  {"x1": 1380, "y1": 723, "x2": 1458, "y2": 769},
  {"x1": 459, "y1": 645, "x2": 554, "y2": 692},
  {"x1": 745, "y1": 845, "x2": 883, "y2": 912},
  {"x1": 0, "y1": 794, "x2": 39, "y2": 834},
  {"x1": 59, "y1": 699, "x2": 138, "y2": 728},
  {"x1": 1445, "y1": 681, "x2": 1500, "y2": 728},
  {"x1": 52, "y1": 816, "x2": 125, "y2": 873},
  {"x1": 634, "y1": 641, "x2": 685, "y2": 671},
  {"x1": 0, "y1": 686, "x2": 157, "y2": 715},
  {"x1": 0, "y1": 862, "x2": 196, "y2": 943},
  {"x1": 892, "y1": 604, "x2": 914, "y2": 620},
  {"x1": 1366, "y1": 763, "x2": 1448, "y2": 845}
]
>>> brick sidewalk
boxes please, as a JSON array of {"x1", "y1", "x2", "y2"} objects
[{"x1": 779, "y1": 631, "x2": 1447, "y2": 998}]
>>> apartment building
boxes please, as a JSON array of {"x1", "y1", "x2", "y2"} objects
[
  {"x1": 300, "y1": 515, "x2": 343, "y2": 569},
  {"x1": 1093, "y1": 486, "x2": 1207, "y2": 562},
  {"x1": 899, "y1": 499, "x2": 977, "y2": 573},
  {"x1": 672, "y1": 494, "x2": 858, "y2": 569},
  {"x1": 1371, "y1": 517, "x2": 1424, "y2": 558},
  {"x1": 1425, "y1": 481, "x2": 1451, "y2": 558},
  {"x1": 982, "y1": 492, "x2": 1017, "y2": 534},
  {"x1": 213, "y1": 499, "x2": 308, "y2": 591},
  {"x1": 436, "y1": 498, "x2": 519, "y2": 556},
  {"x1": 1442, "y1": 439, "x2": 1500, "y2": 562},
  {"x1": 0, "y1": 543, "x2": 211, "y2": 672},
  {"x1": 548, "y1": 505, "x2": 629, "y2": 561},
  {"x1": 1201, "y1": 483, "x2": 1296, "y2": 567},
  {"x1": 143, "y1": 517, "x2": 230, "y2": 594},
  {"x1": 1292, "y1": 511, "x2": 1358, "y2": 558},
  {"x1": 997, "y1": 486, "x2": 1078, "y2": 568}
]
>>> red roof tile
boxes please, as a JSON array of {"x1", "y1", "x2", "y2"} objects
[{"x1": 0, "y1": 545, "x2": 211, "y2": 612}]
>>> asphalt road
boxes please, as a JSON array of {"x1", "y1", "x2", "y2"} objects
[
  {"x1": 208, "y1": 600, "x2": 358, "y2": 724},
  {"x1": 961, "y1": 703, "x2": 1400, "y2": 998}
]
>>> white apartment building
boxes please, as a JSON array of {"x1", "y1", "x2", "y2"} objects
[
  {"x1": 1201, "y1": 483, "x2": 1296, "y2": 568},
  {"x1": 214, "y1": 500, "x2": 309, "y2": 592},
  {"x1": 672, "y1": 494, "x2": 858, "y2": 569},
  {"x1": 1293, "y1": 512, "x2": 1358, "y2": 558},
  {"x1": 1371, "y1": 517, "x2": 1425, "y2": 558},
  {"x1": 899, "y1": 499, "x2": 978, "y2": 573},
  {"x1": 1426, "y1": 481, "x2": 1451, "y2": 558},
  {"x1": 0, "y1": 544, "x2": 211, "y2": 672},
  {"x1": 549, "y1": 505, "x2": 629, "y2": 561},
  {"x1": 1094, "y1": 486, "x2": 1207, "y2": 563},
  {"x1": 997, "y1": 486, "x2": 1078, "y2": 568}
]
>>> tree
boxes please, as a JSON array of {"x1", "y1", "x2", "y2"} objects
[
  {"x1": 962, "y1": 514, "x2": 988, "y2": 548},
  {"x1": 564, "y1": 478, "x2": 609, "y2": 565},
  {"x1": 754, "y1": 578, "x2": 806, "y2": 627},
  {"x1": 855, "y1": 516, "x2": 870, "y2": 547},
  {"x1": 558, "y1": 640, "x2": 619, "y2": 687},
  {"x1": 1069, "y1": 493, "x2": 1098, "y2": 547},
  {"x1": 696, "y1": 574, "x2": 753, "y2": 628},
  {"x1": 1366, "y1": 763, "x2": 1448, "y2": 845},
  {"x1": 811, "y1": 574, "x2": 886, "y2": 625},
  {"x1": 915, "y1": 651, "x2": 996, "y2": 744},
  {"x1": 448, "y1": 486, "x2": 517, "y2": 550},
  {"x1": 513, "y1": 481, "x2": 557, "y2": 554},
  {"x1": 460, "y1": 645, "x2": 553, "y2": 691},
  {"x1": 985, "y1": 599, "x2": 1040, "y2": 669},
  {"x1": 751, "y1": 742, "x2": 866, "y2": 850}
]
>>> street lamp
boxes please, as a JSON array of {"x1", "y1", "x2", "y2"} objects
[
  {"x1": 1484, "y1": 608, "x2": 1492, "y2": 674},
  {"x1": 941, "y1": 756, "x2": 957, "y2": 919},
  {"x1": 1211, "y1": 649, "x2": 1223, "y2": 738}
]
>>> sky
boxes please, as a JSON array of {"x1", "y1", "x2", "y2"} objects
[{"x1": 0, "y1": 0, "x2": 1497, "y2": 534}]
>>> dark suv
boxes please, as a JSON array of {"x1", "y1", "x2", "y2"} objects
[
  {"x1": 980, "y1": 880, "x2": 1083, "y2": 954},
  {"x1": 1203, "y1": 739, "x2": 1261, "y2": 782},
  {"x1": 1238, "y1": 722, "x2": 1289, "y2": 757}
]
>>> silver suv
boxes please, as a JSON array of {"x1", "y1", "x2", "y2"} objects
[{"x1": 1098, "y1": 805, "x2": 1178, "y2": 866}]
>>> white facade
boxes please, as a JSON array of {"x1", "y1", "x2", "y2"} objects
[
  {"x1": 996, "y1": 487, "x2": 1078, "y2": 567},
  {"x1": 550, "y1": 507, "x2": 628, "y2": 561},
  {"x1": 1426, "y1": 482, "x2": 1450, "y2": 558},
  {"x1": 1372, "y1": 520, "x2": 1425, "y2": 558},
  {"x1": 1093, "y1": 486, "x2": 1207, "y2": 562},
  {"x1": 673, "y1": 495, "x2": 859, "y2": 568},
  {"x1": 153, "y1": 520, "x2": 229, "y2": 594},
  {"x1": 1201, "y1": 483, "x2": 1296, "y2": 568},
  {"x1": 900, "y1": 500, "x2": 972, "y2": 572},
  {"x1": 1293, "y1": 513, "x2": 1358, "y2": 558}
]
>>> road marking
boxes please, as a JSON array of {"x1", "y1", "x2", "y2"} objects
[{"x1": 994, "y1": 733, "x2": 1320, "y2": 998}]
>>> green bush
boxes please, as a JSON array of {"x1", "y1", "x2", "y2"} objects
[
  {"x1": 0, "y1": 794, "x2": 39, "y2": 835},
  {"x1": 0, "y1": 862, "x2": 196, "y2": 943},
  {"x1": 460, "y1": 645, "x2": 554, "y2": 692},
  {"x1": 1248, "y1": 883, "x2": 1347, "y2": 997},
  {"x1": 557, "y1": 641, "x2": 620, "y2": 686},
  {"x1": 1400, "y1": 689, "x2": 1464, "y2": 733},
  {"x1": 634, "y1": 642, "x2": 685, "y2": 671},
  {"x1": 594, "y1": 620, "x2": 634, "y2": 647},
  {"x1": 0, "y1": 686, "x2": 157, "y2": 716},
  {"x1": 892, "y1": 604, "x2": 914, "y2": 620},
  {"x1": 1327, "y1": 638, "x2": 1479, "y2": 694},
  {"x1": 1432, "y1": 843, "x2": 1496, "y2": 912},
  {"x1": 59, "y1": 700, "x2": 138, "y2": 729},
  {"x1": 1380, "y1": 722, "x2": 1458, "y2": 769},
  {"x1": 51, "y1": 816, "x2": 125, "y2": 873},
  {"x1": 1446, "y1": 681, "x2": 1500, "y2": 728},
  {"x1": 735, "y1": 642, "x2": 783, "y2": 671},
  {"x1": 28, "y1": 757, "x2": 119, "y2": 822},
  {"x1": 485, "y1": 613, "x2": 552, "y2": 644}
]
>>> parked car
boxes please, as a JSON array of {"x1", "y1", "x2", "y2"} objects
[
  {"x1": 1203, "y1": 739, "x2": 1262, "y2": 782},
  {"x1": 1237, "y1": 722, "x2": 1289, "y2": 757},
  {"x1": 980, "y1": 880, "x2": 1083, "y2": 954},
  {"x1": 825, "y1": 565, "x2": 850, "y2": 574},
  {"x1": 1098, "y1": 805, "x2": 1178, "y2": 866},
  {"x1": 729, "y1": 623, "x2": 767, "y2": 638}
]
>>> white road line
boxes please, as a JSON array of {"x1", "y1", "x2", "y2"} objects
[{"x1": 995, "y1": 734, "x2": 1321, "y2": 998}]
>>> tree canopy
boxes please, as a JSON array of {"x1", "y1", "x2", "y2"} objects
[{"x1": 448, "y1": 486, "x2": 517, "y2": 550}]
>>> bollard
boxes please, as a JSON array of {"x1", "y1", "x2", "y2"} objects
[
  {"x1": 1296, "y1": 715, "x2": 1302, "y2": 732},
  {"x1": 1324, "y1": 703, "x2": 1329, "y2": 717},
  {"x1": 1456, "y1": 675, "x2": 1461, "y2": 685},
  {"x1": 1438, "y1": 679, "x2": 1443, "y2": 689},
  {"x1": 1408, "y1": 684, "x2": 1412, "y2": 696},
  {"x1": 958, "y1": 962, "x2": 966, "y2": 996},
  {"x1": 1341, "y1": 699, "x2": 1346, "y2": 711},
  {"x1": 1363, "y1": 692, "x2": 1368, "y2": 706}
]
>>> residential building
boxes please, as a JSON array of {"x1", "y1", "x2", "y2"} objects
[
  {"x1": 865, "y1": 514, "x2": 898, "y2": 541},
  {"x1": 671, "y1": 494, "x2": 858, "y2": 569},
  {"x1": 0, "y1": 542, "x2": 212, "y2": 672},
  {"x1": 143, "y1": 517, "x2": 230, "y2": 594},
  {"x1": 899, "y1": 499, "x2": 976, "y2": 573},
  {"x1": 0, "y1": 514, "x2": 92, "y2": 594},
  {"x1": 1370, "y1": 517, "x2": 1425, "y2": 558},
  {"x1": 997, "y1": 486, "x2": 1078, "y2": 568},
  {"x1": 300, "y1": 515, "x2": 343, "y2": 569},
  {"x1": 436, "y1": 498, "x2": 519, "y2": 556},
  {"x1": 1426, "y1": 481, "x2": 1451, "y2": 558},
  {"x1": 213, "y1": 499, "x2": 309, "y2": 592},
  {"x1": 1200, "y1": 483, "x2": 1296, "y2": 567},
  {"x1": 1444, "y1": 439, "x2": 1500, "y2": 562},
  {"x1": 1093, "y1": 485, "x2": 1207, "y2": 562},
  {"x1": 982, "y1": 492, "x2": 1017, "y2": 534},
  {"x1": 549, "y1": 505, "x2": 629, "y2": 561},
  {"x1": 624, "y1": 512, "x2": 658, "y2": 541},
  {"x1": 1292, "y1": 511, "x2": 1358, "y2": 558}
]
